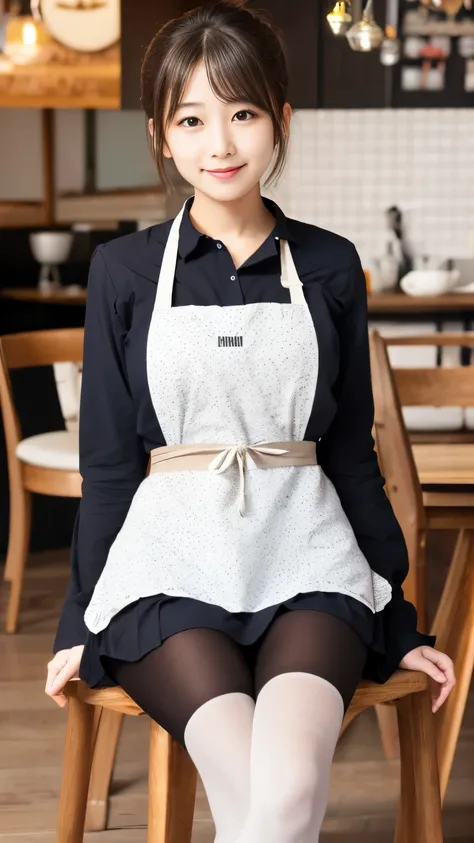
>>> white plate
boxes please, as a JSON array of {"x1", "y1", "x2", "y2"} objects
[
  {"x1": 400, "y1": 269, "x2": 460, "y2": 296},
  {"x1": 451, "y1": 280, "x2": 474, "y2": 293}
]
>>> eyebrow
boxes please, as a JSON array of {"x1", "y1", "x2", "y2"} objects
[{"x1": 175, "y1": 102, "x2": 205, "y2": 111}]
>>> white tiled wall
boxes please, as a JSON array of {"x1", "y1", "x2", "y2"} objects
[{"x1": 269, "y1": 109, "x2": 474, "y2": 264}]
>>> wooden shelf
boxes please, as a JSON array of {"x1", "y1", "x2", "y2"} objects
[
  {"x1": 55, "y1": 186, "x2": 193, "y2": 224},
  {"x1": 0, "y1": 52, "x2": 120, "y2": 109},
  {"x1": 0, "y1": 201, "x2": 48, "y2": 228},
  {"x1": 403, "y1": 19, "x2": 474, "y2": 37},
  {"x1": 368, "y1": 292, "x2": 474, "y2": 315},
  {"x1": 0, "y1": 287, "x2": 87, "y2": 305}
]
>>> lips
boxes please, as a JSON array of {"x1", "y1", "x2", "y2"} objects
[
  {"x1": 204, "y1": 164, "x2": 246, "y2": 179},
  {"x1": 207, "y1": 166, "x2": 243, "y2": 173}
]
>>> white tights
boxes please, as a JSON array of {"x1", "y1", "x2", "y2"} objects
[{"x1": 184, "y1": 672, "x2": 344, "y2": 843}]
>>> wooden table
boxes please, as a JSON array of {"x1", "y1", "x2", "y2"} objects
[
  {"x1": 413, "y1": 443, "x2": 474, "y2": 486},
  {"x1": 368, "y1": 292, "x2": 474, "y2": 318},
  {"x1": 2, "y1": 288, "x2": 474, "y2": 311},
  {"x1": 411, "y1": 442, "x2": 474, "y2": 800},
  {"x1": 0, "y1": 288, "x2": 87, "y2": 306},
  {"x1": 3, "y1": 288, "x2": 474, "y2": 317}
]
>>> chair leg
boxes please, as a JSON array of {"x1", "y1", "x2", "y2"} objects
[
  {"x1": 85, "y1": 708, "x2": 124, "y2": 832},
  {"x1": 148, "y1": 720, "x2": 198, "y2": 843},
  {"x1": 431, "y1": 528, "x2": 474, "y2": 802},
  {"x1": 5, "y1": 488, "x2": 31, "y2": 633},
  {"x1": 56, "y1": 691, "x2": 95, "y2": 843},
  {"x1": 395, "y1": 689, "x2": 443, "y2": 843},
  {"x1": 375, "y1": 703, "x2": 400, "y2": 760}
]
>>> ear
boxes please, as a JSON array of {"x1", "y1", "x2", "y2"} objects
[
  {"x1": 149, "y1": 118, "x2": 173, "y2": 159},
  {"x1": 162, "y1": 138, "x2": 173, "y2": 159}
]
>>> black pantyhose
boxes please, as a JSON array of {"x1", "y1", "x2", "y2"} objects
[{"x1": 103, "y1": 609, "x2": 367, "y2": 747}]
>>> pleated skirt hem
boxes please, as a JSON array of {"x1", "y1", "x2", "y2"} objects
[{"x1": 79, "y1": 590, "x2": 376, "y2": 689}]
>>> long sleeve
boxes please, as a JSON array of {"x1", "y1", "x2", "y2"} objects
[
  {"x1": 317, "y1": 246, "x2": 435, "y2": 683},
  {"x1": 53, "y1": 246, "x2": 148, "y2": 651}
]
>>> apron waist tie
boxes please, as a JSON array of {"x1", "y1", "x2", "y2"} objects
[{"x1": 149, "y1": 441, "x2": 318, "y2": 516}]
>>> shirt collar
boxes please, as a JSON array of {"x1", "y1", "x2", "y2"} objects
[{"x1": 178, "y1": 195, "x2": 299, "y2": 261}]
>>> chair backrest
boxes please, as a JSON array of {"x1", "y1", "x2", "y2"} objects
[
  {"x1": 0, "y1": 328, "x2": 84, "y2": 371},
  {"x1": 0, "y1": 328, "x2": 84, "y2": 466},
  {"x1": 369, "y1": 331, "x2": 427, "y2": 616},
  {"x1": 387, "y1": 333, "x2": 474, "y2": 408}
]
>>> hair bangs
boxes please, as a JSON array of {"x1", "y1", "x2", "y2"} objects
[{"x1": 202, "y1": 31, "x2": 275, "y2": 115}]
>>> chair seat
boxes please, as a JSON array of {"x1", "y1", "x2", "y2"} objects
[
  {"x1": 16, "y1": 430, "x2": 79, "y2": 471},
  {"x1": 65, "y1": 670, "x2": 429, "y2": 718}
]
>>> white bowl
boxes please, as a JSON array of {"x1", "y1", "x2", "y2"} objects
[
  {"x1": 29, "y1": 231, "x2": 74, "y2": 265},
  {"x1": 400, "y1": 269, "x2": 460, "y2": 297}
]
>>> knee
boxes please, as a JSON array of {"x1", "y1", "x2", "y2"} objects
[{"x1": 257, "y1": 764, "x2": 321, "y2": 838}]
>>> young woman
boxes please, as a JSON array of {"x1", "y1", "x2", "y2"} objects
[{"x1": 46, "y1": 3, "x2": 455, "y2": 840}]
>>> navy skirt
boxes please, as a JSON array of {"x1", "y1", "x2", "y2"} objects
[{"x1": 79, "y1": 590, "x2": 375, "y2": 688}]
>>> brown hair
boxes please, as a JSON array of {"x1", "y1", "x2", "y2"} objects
[{"x1": 140, "y1": 1, "x2": 289, "y2": 189}]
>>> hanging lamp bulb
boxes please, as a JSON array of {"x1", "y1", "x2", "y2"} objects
[
  {"x1": 326, "y1": 1, "x2": 352, "y2": 36},
  {"x1": 346, "y1": 0, "x2": 384, "y2": 52},
  {"x1": 380, "y1": 24, "x2": 401, "y2": 66}
]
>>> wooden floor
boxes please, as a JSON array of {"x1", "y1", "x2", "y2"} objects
[{"x1": 1, "y1": 535, "x2": 473, "y2": 843}]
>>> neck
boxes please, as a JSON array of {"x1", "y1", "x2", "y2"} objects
[{"x1": 189, "y1": 186, "x2": 276, "y2": 242}]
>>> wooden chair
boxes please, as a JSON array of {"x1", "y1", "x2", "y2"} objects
[
  {"x1": 369, "y1": 330, "x2": 474, "y2": 799},
  {"x1": 59, "y1": 670, "x2": 442, "y2": 843},
  {"x1": 0, "y1": 328, "x2": 83, "y2": 633}
]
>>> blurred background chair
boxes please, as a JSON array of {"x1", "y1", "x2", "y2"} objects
[
  {"x1": 370, "y1": 330, "x2": 474, "y2": 799},
  {"x1": 0, "y1": 328, "x2": 83, "y2": 633},
  {"x1": 369, "y1": 320, "x2": 474, "y2": 445}
]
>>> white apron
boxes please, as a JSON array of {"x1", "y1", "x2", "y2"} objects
[{"x1": 84, "y1": 201, "x2": 391, "y2": 634}]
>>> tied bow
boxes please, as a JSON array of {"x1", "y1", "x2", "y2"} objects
[{"x1": 207, "y1": 444, "x2": 289, "y2": 516}]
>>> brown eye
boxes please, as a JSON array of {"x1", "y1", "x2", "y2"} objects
[
  {"x1": 179, "y1": 117, "x2": 201, "y2": 127},
  {"x1": 234, "y1": 110, "x2": 255, "y2": 121}
]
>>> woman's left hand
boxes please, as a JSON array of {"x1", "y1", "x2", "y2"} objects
[{"x1": 399, "y1": 646, "x2": 455, "y2": 713}]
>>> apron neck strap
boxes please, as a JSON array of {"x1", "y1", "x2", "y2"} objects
[
  {"x1": 155, "y1": 200, "x2": 187, "y2": 310},
  {"x1": 155, "y1": 200, "x2": 306, "y2": 309},
  {"x1": 279, "y1": 239, "x2": 306, "y2": 304}
]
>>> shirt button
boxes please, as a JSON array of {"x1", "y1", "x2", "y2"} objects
[
  {"x1": 275, "y1": 236, "x2": 279, "y2": 240},
  {"x1": 216, "y1": 242, "x2": 222, "y2": 249},
  {"x1": 230, "y1": 275, "x2": 236, "y2": 281}
]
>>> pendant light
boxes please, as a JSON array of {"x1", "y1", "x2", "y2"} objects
[
  {"x1": 380, "y1": 0, "x2": 401, "y2": 66},
  {"x1": 346, "y1": 0, "x2": 384, "y2": 52},
  {"x1": 326, "y1": 1, "x2": 352, "y2": 36},
  {"x1": 380, "y1": 24, "x2": 401, "y2": 65},
  {"x1": 3, "y1": 1, "x2": 51, "y2": 64}
]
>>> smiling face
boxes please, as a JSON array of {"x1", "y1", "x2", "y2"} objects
[{"x1": 152, "y1": 60, "x2": 285, "y2": 202}]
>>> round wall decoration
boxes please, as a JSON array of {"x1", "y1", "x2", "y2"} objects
[{"x1": 39, "y1": 0, "x2": 120, "y2": 52}]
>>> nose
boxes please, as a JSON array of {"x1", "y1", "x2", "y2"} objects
[{"x1": 210, "y1": 121, "x2": 236, "y2": 159}]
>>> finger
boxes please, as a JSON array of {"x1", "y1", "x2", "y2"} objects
[
  {"x1": 432, "y1": 683, "x2": 449, "y2": 713},
  {"x1": 443, "y1": 660, "x2": 456, "y2": 686},
  {"x1": 51, "y1": 693, "x2": 68, "y2": 708},
  {"x1": 45, "y1": 658, "x2": 66, "y2": 690},
  {"x1": 423, "y1": 648, "x2": 453, "y2": 675},
  {"x1": 432, "y1": 677, "x2": 456, "y2": 713},
  {"x1": 419, "y1": 657, "x2": 447, "y2": 685},
  {"x1": 46, "y1": 661, "x2": 77, "y2": 696},
  {"x1": 45, "y1": 662, "x2": 64, "y2": 694}
]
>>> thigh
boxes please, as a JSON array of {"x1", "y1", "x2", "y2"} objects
[
  {"x1": 253, "y1": 609, "x2": 368, "y2": 711},
  {"x1": 104, "y1": 627, "x2": 255, "y2": 746}
]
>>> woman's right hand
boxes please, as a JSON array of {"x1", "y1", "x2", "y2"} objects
[{"x1": 45, "y1": 645, "x2": 84, "y2": 708}]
